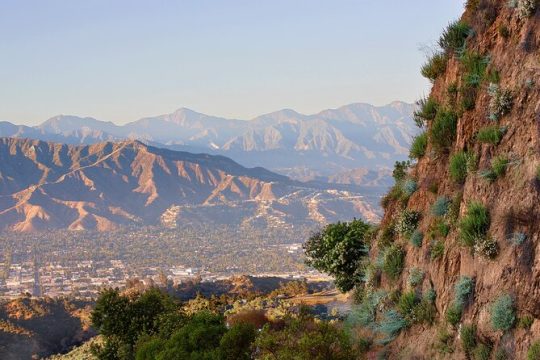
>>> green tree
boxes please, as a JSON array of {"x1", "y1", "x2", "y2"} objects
[
  {"x1": 303, "y1": 219, "x2": 371, "y2": 292},
  {"x1": 91, "y1": 288, "x2": 179, "y2": 359}
]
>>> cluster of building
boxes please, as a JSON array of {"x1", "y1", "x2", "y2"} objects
[{"x1": 0, "y1": 260, "x2": 204, "y2": 300}]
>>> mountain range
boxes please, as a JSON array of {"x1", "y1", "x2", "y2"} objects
[
  {"x1": 0, "y1": 138, "x2": 381, "y2": 232},
  {"x1": 0, "y1": 102, "x2": 416, "y2": 185}
]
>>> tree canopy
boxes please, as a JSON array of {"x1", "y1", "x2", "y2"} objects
[{"x1": 303, "y1": 219, "x2": 372, "y2": 292}]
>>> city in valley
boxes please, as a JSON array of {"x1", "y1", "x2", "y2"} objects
[{"x1": 0, "y1": 225, "x2": 317, "y2": 300}]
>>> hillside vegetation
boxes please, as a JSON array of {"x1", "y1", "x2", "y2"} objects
[{"x1": 309, "y1": 0, "x2": 540, "y2": 357}]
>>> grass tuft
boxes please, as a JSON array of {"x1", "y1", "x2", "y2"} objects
[
  {"x1": 409, "y1": 132, "x2": 428, "y2": 159},
  {"x1": 446, "y1": 302, "x2": 463, "y2": 326},
  {"x1": 449, "y1": 151, "x2": 477, "y2": 184},
  {"x1": 460, "y1": 324, "x2": 477, "y2": 355},
  {"x1": 480, "y1": 155, "x2": 509, "y2": 182},
  {"x1": 459, "y1": 202, "x2": 490, "y2": 248},
  {"x1": 439, "y1": 21, "x2": 471, "y2": 54},
  {"x1": 430, "y1": 110, "x2": 458, "y2": 152},
  {"x1": 476, "y1": 125, "x2": 505, "y2": 144},
  {"x1": 421, "y1": 53, "x2": 448, "y2": 82},
  {"x1": 414, "y1": 97, "x2": 439, "y2": 128},
  {"x1": 382, "y1": 245, "x2": 405, "y2": 280}
]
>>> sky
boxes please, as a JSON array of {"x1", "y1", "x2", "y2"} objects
[{"x1": 0, "y1": 1, "x2": 464, "y2": 125}]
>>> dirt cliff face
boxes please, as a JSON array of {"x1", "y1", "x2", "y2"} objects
[{"x1": 364, "y1": 1, "x2": 540, "y2": 358}]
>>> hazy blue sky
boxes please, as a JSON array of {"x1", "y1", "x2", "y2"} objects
[{"x1": 1, "y1": 1, "x2": 464, "y2": 125}]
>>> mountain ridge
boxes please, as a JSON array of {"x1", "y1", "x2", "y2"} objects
[
  {"x1": 0, "y1": 137, "x2": 380, "y2": 232},
  {"x1": 0, "y1": 102, "x2": 416, "y2": 185}
]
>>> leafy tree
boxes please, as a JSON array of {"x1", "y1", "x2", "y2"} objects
[
  {"x1": 303, "y1": 219, "x2": 371, "y2": 292},
  {"x1": 91, "y1": 288, "x2": 179, "y2": 359}
]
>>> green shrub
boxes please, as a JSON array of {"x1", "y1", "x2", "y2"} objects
[
  {"x1": 430, "y1": 240, "x2": 445, "y2": 260},
  {"x1": 431, "y1": 110, "x2": 458, "y2": 152},
  {"x1": 448, "y1": 80, "x2": 458, "y2": 93},
  {"x1": 410, "y1": 230, "x2": 423, "y2": 248},
  {"x1": 410, "y1": 132, "x2": 428, "y2": 159},
  {"x1": 519, "y1": 315, "x2": 534, "y2": 329},
  {"x1": 460, "y1": 324, "x2": 477, "y2": 354},
  {"x1": 536, "y1": 165, "x2": 540, "y2": 181},
  {"x1": 480, "y1": 155, "x2": 509, "y2": 182},
  {"x1": 454, "y1": 276, "x2": 474, "y2": 306},
  {"x1": 449, "y1": 152, "x2": 469, "y2": 183},
  {"x1": 446, "y1": 302, "x2": 463, "y2": 326},
  {"x1": 395, "y1": 210, "x2": 421, "y2": 238},
  {"x1": 449, "y1": 151, "x2": 477, "y2": 183},
  {"x1": 476, "y1": 126, "x2": 505, "y2": 144},
  {"x1": 473, "y1": 343, "x2": 492, "y2": 360},
  {"x1": 348, "y1": 290, "x2": 385, "y2": 327},
  {"x1": 491, "y1": 155, "x2": 509, "y2": 177},
  {"x1": 488, "y1": 83, "x2": 513, "y2": 121},
  {"x1": 435, "y1": 327, "x2": 455, "y2": 354},
  {"x1": 414, "y1": 97, "x2": 439, "y2": 128},
  {"x1": 402, "y1": 179, "x2": 418, "y2": 197},
  {"x1": 382, "y1": 245, "x2": 405, "y2": 280},
  {"x1": 397, "y1": 291, "x2": 419, "y2": 322},
  {"x1": 376, "y1": 310, "x2": 407, "y2": 344},
  {"x1": 424, "y1": 288, "x2": 436, "y2": 303},
  {"x1": 490, "y1": 294, "x2": 516, "y2": 331},
  {"x1": 460, "y1": 51, "x2": 489, "y2": 87},
  {"x1": 474, "y1": 236, "x2": 499, "y2": 259},
  {"x1": 431, "y1": 196, "x2": 450, "y2": 216},
  {"x1": 435, "y1": 220, "x2": 450, "y2": 238},
  {"x1": 415, "y1": 300, "x2": 436, "y2": 325},
  {"x1": 528, "y1": 341, "x2": 540, "y2": 360},
  {"x1": 422, "y1": 53, "x2": 448, "y2": 82},
  {"x1": 459, "y1": 202, "x2": 490, "y2": 248},
  {"x1": 439, "y1": 21, "x2": 471, "y2": 54},
  {"x1": 407, "y1": 268, "x2": 424, "y2": 287},
  {"x1": 381, "y1": 185, "x2": 405, "y2": 209}
]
